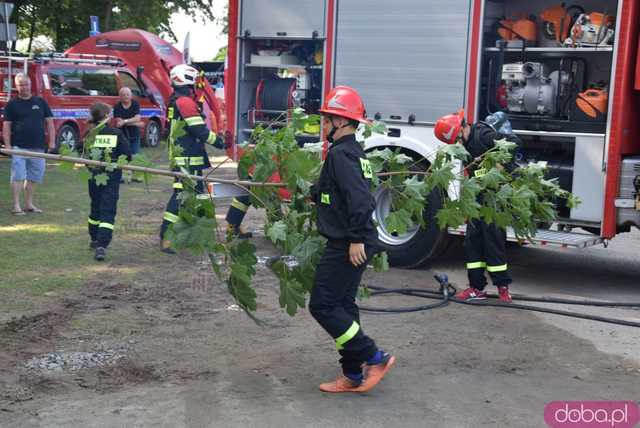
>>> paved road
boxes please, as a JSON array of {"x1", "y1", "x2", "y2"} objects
[{"x1": 427, "y1": 228, "x2": 640, "y2": 365}]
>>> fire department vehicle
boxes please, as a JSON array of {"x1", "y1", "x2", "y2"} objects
[
  {"x1": 0, "y1": 52, "x2": 165, "y2": 150},
  {"x1": 225, "y1": 0, "x2": 640, "y2": 267},
  {"x1": 66, "y1": 29, "x2": 225, "y2": 144}
]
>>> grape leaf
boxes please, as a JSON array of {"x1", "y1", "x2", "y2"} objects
[
  {"x1": 372, "y1": 252, "x2": 389, "y2": 272},
  {"x1": 93, "y1": 173, "x2": 109, "y2": 186},
  {"x1": 266, "y1": 221, "x2": 287, "y2": 244}
]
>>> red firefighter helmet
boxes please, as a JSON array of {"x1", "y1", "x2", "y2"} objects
[
  {"x1": 434, "y1": 109, "x2": 465, "y2": 144},
  {"x1": 319, "y1": 86, "x2": 370, "y2": 123}
]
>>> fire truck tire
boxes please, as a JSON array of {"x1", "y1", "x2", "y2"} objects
[
  {"x1": 372, "y1": 163, "x2": 450, "y2": 268},
  {"x1": 144, "y1": 119, "x2": 161, "y2": 147},
  {"x1": 55, "y1": 123, "x2": 80, "y2": 151}
]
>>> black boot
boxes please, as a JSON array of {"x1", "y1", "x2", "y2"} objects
[
  {"x1": 95, "y1": 247, "x2": 106, "y2": 261},
  {"x1": 227, "y1": 224, "x2": 253, "y2": 239}
]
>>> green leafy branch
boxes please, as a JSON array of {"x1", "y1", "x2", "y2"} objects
[
  {"x1": 159, "y1": 108, "x2": 580, "y2": 319},
  {"x1": 57, "y1": 121, "x2": 155, "y2": 186},
  {"x1": 367, "y1": 138, "x2": 580, "y2": 241}
]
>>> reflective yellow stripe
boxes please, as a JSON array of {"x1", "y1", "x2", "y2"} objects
[
  {"x1": 474, "y1": 168, "x2": 487, "y2": 178},
  {"x1": 321, "y1": 193, "x2": 330, "y2": 205},
  {"x1": 231, "y1": 198, "x2": 249, "y2": 212},
  {"x1": 173, "y1": 182, "x2": 183, "y2": 189},
  {"x1": 466, "y1": 262, "x2": 487, "y2": 270},
  {"x1": 303, "y1": 123, "x2": 320, "y2": 134},
  {"x1": 88, "y1": 218, "x2": 100, "y2": 225},
  {"x1": 206, "y1": 131, "x2": 217, "y2": 144},
  {"x1": 185, "y1": 116, "x2": 205, "y2": 126},
  {"x1": 174, "y1": 156, "x2": 205, "y2": 166},
  {"x1": 359, "y1": 158, "x2": 373, "y2": 179},
  {"x1": 164, "y1": 212, "x2": 179, "y2": 223},
  {"x1": 99, "y1": 222, "x2": 114, "y2": 230},
  {"x1": 487, "y1": 264, "x2": 508, "y2": 273},
  {"x1": 173, "y1": 157, "x2": 188, "y2": 165},
  {"x1": 167, "y1": 107, "x2": 174, "y2": 119},
  {"x1": 335, "y1": 321, "x2": 360, "y2": 350},
  {"x1": 93, "y1": 135, "x2": 118, "y2": 148}
]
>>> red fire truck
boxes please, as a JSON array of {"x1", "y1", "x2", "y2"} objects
[
  {"x1": 225, "y1": 0, "x2": 640, "y2": 267},
  {"x1": 0, "y1": 52, "x2": 166, "y2": 150}
]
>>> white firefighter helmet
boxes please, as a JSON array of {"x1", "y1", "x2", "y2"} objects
[{"x1": 169, "y1": 64, "x2": 198, "y2": 87}]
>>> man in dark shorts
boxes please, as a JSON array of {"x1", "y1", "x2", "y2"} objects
[{"x1": 3, "y1": 73, "x2": 55, "y2": 215}]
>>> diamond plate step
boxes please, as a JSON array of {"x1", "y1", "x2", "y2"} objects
[{"x1": 448, "y1": 225, "x2": 605, "y2": 249}]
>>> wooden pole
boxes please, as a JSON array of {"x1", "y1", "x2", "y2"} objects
[{"x1": 0, "y1": 148, "x2": 286, "y2": 188}]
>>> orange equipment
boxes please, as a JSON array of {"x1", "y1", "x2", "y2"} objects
[
  {"x1": 498, "y1": 17, "x2": 537, "y2": 43},
  {"x1": 540, "y1": 4, "x2": 574, "y2": 43},
  {"x1": 566, "y1": 12, "x2": 615, "y2": 47},
  {"x1": 576, "y1": 87, "x2": 608, "y2": 119}
]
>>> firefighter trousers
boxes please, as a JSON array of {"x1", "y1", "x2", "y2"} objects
[
  {"x1": 88, "y1": 170, "x2": 122, "y2": 248},
  {"x1": 160, "y1": 170, "x2": 204, "y2": 240},
  {"x1": 225, "y1": 195, "x2": 251, "y2": 228},
  {"x1": 309, "y1": 241, "x2": 378, "y2": 375},
  {"x1": 464, "y1": 217, "x2": 512, "y2": 289}
]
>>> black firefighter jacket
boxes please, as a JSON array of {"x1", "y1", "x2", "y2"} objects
[
  {"x1": 314, "y1": 134, "x2": 378, "y2": 246},
  {"x1": 465, "y1": 122, "x2": 518, "y2": 175},
  {"x1": 87, "y1": 124, "x2": 132, "y2": 174}
]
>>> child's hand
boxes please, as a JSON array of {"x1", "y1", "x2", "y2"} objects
[{"x1": 349, "y1": 243, "x2": 366, "y2": 267}]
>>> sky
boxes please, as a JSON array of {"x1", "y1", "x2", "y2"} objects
[{"x1": 169, "y1": 2, "x2": 228, "y2": 62}]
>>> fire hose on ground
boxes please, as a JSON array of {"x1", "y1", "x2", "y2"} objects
[{"x1": 359, "y1": 274, "x2": 640, "y2": 329}]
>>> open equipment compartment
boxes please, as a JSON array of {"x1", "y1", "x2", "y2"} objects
[
  {"x1": 478, "y1": 0, "x2": 619, "y2": 228},
  {"x1": 480, "y1": 0, "x2": 618, "y2": 134},
  {"x1": 235, "y1": 0, "x2": 327, "y2": 147}
]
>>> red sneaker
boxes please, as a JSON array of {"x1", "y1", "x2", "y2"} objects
[
  {"x1": 455, "y1": 287, "x2": 488, "y2": 301},
  {"x1": 497, "y1": 286, "x2": 512, "y2": 303}
]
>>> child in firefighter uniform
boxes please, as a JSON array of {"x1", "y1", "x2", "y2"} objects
[
  {"x1": 310, "y1": 86, "x2": 395, "y2": 393},
  {"x1": 86, "y1": 103, "x2": 131, "y2": 261},
  {"x1": 159, "y1": 64, "x2": 225, "y2": 253},
  {"x1": 434, "y1": 109, "x2": 514, "y2": 303}
]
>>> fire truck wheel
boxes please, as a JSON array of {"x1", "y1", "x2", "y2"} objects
[
  {"x1": 144, "y1": 120, "x2": 161, "y2": 147},
  {"x1": 372, "y1": 163, "x2": 450, "y2": 268},
  {"x1": 56, "y1": 124, "x2": 80, "y2": 151}
]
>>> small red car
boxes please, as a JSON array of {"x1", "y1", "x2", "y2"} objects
[{"x1": 0, "y1": 53, "x2": 166, "y2": 150}]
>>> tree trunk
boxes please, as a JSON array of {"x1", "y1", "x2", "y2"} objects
[
  {"x1": 27, "y1": 7, "x2": 36, "y2": 52},
  {"x1": 104, "y1": 0, "x2": 113, "y2": 32},
  {"x1": 54, "y1": 15, "x2": 61, "y2": 51}
]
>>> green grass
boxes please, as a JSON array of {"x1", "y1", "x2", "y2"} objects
[{"x1": 0, "y1": 146, "x2": 169, "y2": 313}]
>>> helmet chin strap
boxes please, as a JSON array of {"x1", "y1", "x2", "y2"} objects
[{"x1": 327, "y1": 117, "x2": 350, "y2": 143}]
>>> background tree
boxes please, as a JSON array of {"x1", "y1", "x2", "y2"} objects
[
  {"x1": 10, "y1": 0, "x2": 216, "y2": 52},
  {"x1": 213, "y1": 46, "x2": 227, "y2": 61}
]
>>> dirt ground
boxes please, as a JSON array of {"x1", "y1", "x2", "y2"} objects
[{"x1": 1, "y1": 165, "x2": 639, "y2": 428}]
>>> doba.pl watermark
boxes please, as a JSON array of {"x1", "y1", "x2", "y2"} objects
[{"x1": 545, "y1": 401, "x2": 640, "y2": 428}]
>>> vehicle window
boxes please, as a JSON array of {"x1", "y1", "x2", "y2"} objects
[
  {"x1": 83, "y1": 69, "x2": 118, "y2": 96},
  {"x1": 49, "y1": 68, "x2": 118, "y2": 97},
  {"x1": 49, "y1": 68, "x2": 88, "y2": 96},
  {"x1": 118, "y1": 72, "x2": 144, "y2": 97}
]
